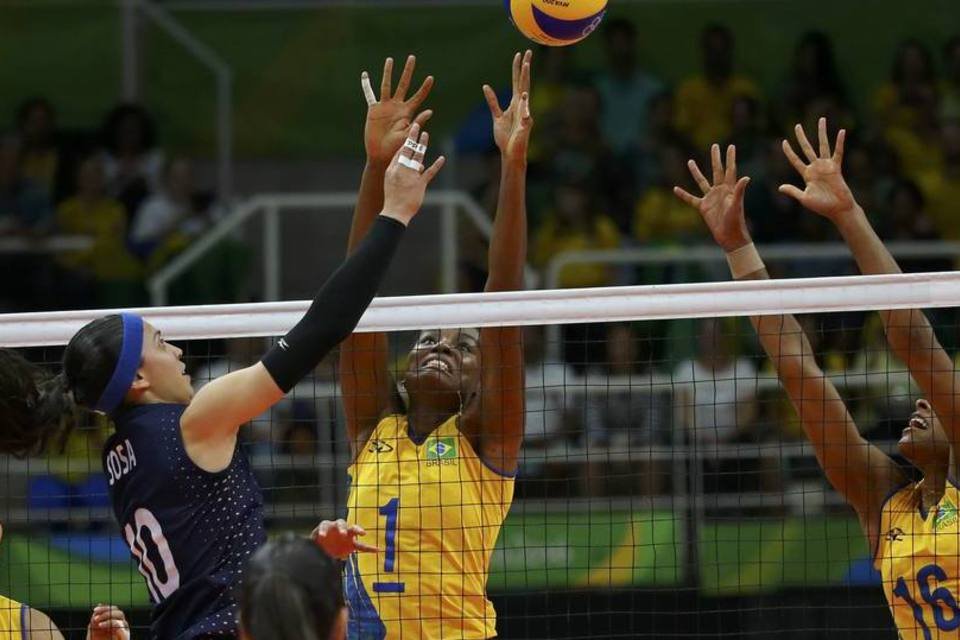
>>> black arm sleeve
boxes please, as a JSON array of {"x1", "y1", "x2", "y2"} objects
[{"x1": 261, "y1": 215, "x2": 406, "y2": 392}]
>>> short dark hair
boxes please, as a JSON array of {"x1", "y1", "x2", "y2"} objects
[
  {"x1": 240, "y1": 533, "x2": 345, "y2": 640},
  {"x1": 603, "y1": 17, "x2": 636, "y2": 41},
  {"x1": 101, "y1": 103, "x2": 158, "y2": 154},
  {"x1": 701, "y1": 23, "x2": 733, "y2": 47}
]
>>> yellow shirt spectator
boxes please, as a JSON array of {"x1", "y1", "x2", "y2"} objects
[
  {"x1": 633, "y1": 187, "x2": 704, "y2": 244},
  {"x1": 674, "y1": 75, "x2": 760, "y2": 150},
  {"x1": 533, "y1": 212, "x2": 621, "y2": 289},
  {"x1": 917, "y1": 169, "x2": 960, "y2": 241},
  {"x1": 56, "y1": 197, "x2": 142, "y2": 281}
]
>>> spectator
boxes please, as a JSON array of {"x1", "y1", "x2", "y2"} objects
[
  {"x1": 100, "y1": 103, "x2": 164, "y2": 214},
  {"x1": 533, "y1": 181, "x2": 621, "y2": 370},
  {"x1": 0, "y1": 137, "x2": 52, "y2": 233},
  {"x1": 56, "y1": 154, "x2": 142, "y2": 307},
  {"x1": 532, "y1": 181, "x2": 621, "y2": 289},
  {"x1": 523, "y1": 325, "x2": 577, "y2": 449},
  {"x1": 130, "y1": 156, "x2": 213, "y2": 266},
  {"x1": 725, "y1": 96, "x2": 768, "y2": 177},
  {"x1": 917, "y1": 120, "x2": 960, "y2": 239},
  {"x1": 15, "y1": 97, "x2": 65, "y2": 203},
  {"x1": 592, "y1": 18, "x2": 664, "y2": 158},
  {"x1": 674, "y1": 23, "x2": 760, "y2": 150},
  {"x1": 779, "y1": 32, "x2": 852, "y2": 134},
  {"x1": 536, "y1": 85, "x2": 632, "y2": 227},
  {"x1": 942, "y1": 36, "x2": 960, "y2": 121},
  {"x1": 872, "y1": 39, "x2": 938, "y2": 132},
  {"x1": 635, "y1": 90, "x2": 690, "y2": 192},
  {"x1": 886, "y1": 179, "x2": 951, "y2": 272},
  {"x1": 528, "y1": 45, "x2": 577, "y2": 163},
  {"x1": 672, "y1": 317, "x2": 757, "y2": 448}
]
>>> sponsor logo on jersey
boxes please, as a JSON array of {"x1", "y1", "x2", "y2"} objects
[
  {"x1": 368, "y1": 439, "x2": 394, "y2": 454},
  {"x1": 885, "y1": 526, "x2": 905, "y2": 543},
  {"x1": 426, "y1": 437, "x2": 457, "y2": 466},
  {"x1": 935, "y1": 499, "x2": 958, "y2": 531}
]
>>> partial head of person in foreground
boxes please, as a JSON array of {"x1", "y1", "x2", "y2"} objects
[
  {"x1": 239, "y1": 533, "x2": 346, "y2": 640},
  {"x1": 0, "y1": 313, "x2": 193, "y2": 457}
]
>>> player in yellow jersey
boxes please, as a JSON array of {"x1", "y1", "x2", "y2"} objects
[
  {"x1": 675, "y1": 118, "x2": 960, "y2": 640},
  {"x1": 0, "y1": 523, "x2": 61, "y2": 640},
  {"x1": 339, "y1": 52, "x2": 532, "y2": 639}
]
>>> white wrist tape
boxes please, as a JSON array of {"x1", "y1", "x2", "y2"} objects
[
  {"x1": 397, "y1": 155, "x2": 424, "y2": 171},
  {"x1": 403, "y1": 138, "x2": 427, "y2": 154},
  {"x1": 725, "y1": 242, "x2": 764, "y2": 279}
]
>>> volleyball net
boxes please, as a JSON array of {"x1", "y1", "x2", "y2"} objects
[{"x1": 3, "y1": 271, "x2": 960, "y2": 638}]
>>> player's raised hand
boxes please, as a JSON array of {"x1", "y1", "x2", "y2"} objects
[
  {"x1": 380, "y1": 122, "x2": 445, "y2": 226},
  {"x1": 361, "y1": 55, "x2": 435, "y2": 163},
  {"x1": 483, "y1": 50, "x2": 534, "y2": 162},
  {"x1": 86, "y1": 605, "x2": 131, "y2": 640},
  {"x1": 779, "y1": 117, "x2": 857, "y2": 222},
  {"x1": 674, "y1": 144, "x2": 752, "y2": 252},
  {"x1": 312, "y1": 519, "x2": 379, "y2": 560}
]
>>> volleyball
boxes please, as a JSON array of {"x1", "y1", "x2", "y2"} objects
[{"x1": 505, "y1": 0, "x2": 608, "y2": 47}]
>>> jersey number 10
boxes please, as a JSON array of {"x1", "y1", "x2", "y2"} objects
[{"x1": 124, "y1": 508, "x2": 181, "y2": 602}]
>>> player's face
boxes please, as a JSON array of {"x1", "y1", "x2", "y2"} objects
[
  {"x1": 898, "y1": 399, "x2": 951, "y2": 468},
  {"x1": 404, "y1": 328, "x2": 481, "y2": 408},
  {"x1": 137, "y1": 323, "x2": 194, "y2": 405}
]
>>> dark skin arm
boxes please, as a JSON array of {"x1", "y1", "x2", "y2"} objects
[
  {"x1": 340, "y1": 55, "x2": 434, "y2": 460},
  {"x1": 460, "y1": 50, "x2": 533, "y2": 475},
  {"x1": 674, "y1": 143, "x2": 907, "y2": 552},
  {"x1": 781, "y1": 118, "x2": 960, "y2": 472}
]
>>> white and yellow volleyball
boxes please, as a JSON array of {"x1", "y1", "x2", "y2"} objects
[{"x1": 505, "y1": 0, "x2": 608, "y2": 47}]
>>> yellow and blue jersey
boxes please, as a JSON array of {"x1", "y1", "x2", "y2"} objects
[
  {"x1": 876, "y1": 480, "x2": 960, "y2": 639},
  {"x1": 0, "y1": 595, "x2": 26, "y2": 640},
  {"x1": 345, "y1": 414, "x2": 515, "y2": 639}
]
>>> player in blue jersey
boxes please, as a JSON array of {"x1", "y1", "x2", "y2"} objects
[{"x1": 0, "y1": 87, "x2": 442, "y2": 638}]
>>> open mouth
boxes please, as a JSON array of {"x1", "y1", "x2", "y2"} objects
[{"x1": 421, "y1": 357, "x2": 453, "y2": 375}]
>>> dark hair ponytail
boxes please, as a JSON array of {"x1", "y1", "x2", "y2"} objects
[
  {"x1": 0, "y1": 314, "x2": 125, "y2": 457},
  {"x1": 240, "y1": 533, "x2": 344, "y2": 640}
]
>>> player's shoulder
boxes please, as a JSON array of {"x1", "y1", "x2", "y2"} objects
[{"x1": 25, "y1": 605, "x2": 64, "y2": 640}]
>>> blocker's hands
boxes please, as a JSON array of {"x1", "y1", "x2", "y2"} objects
[
  {"x1": 674, "y1": 144, "x2": 753, "y2": 252},
  {"x1": 779, "y1": 117, "x2": 858, "y2": 222},
  {"x1": 361, "y1": 55, "x2": 435, "y2": 163},
  {"x1": 483, "y1": 50, "x2": 534, "y2": 162},
  {"x1": 380, "y1": 123, "x2": 445, "y2": 226}
]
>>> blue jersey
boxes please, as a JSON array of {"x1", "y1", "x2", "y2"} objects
[{"x1": 103, "y1": 403, "x2": 266, "y2": 640}]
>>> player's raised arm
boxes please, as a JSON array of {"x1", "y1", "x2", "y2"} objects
[
  {"x1": 341, "y1": 55, "x2": 435, "y2": 459},
  {"x1": 674, "y1": 144, "x2": 906, "y2": 543},
  {"x1": 459, "y1": 50, "x2": 533, "y2": 475},
  {"x1": 182, "y1": 123, "x2": 444, "y2": 466},
  {"x1": 780, "y1": 117, "x2": 960, "y2": 454}
]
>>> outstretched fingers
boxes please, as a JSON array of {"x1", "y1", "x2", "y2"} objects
[
  {"x1": 782, "y1": 139, "x2": 807, "y2": 175},
  {"x1": 423, "y1": 155, "x2": 446, "y2": 183},
  {"x1": 483, "y1": 84, "x2": 503, "y2": 118},
  {"x1": 724, "y1": 144, "x2": 737, "y2": 184},
  {"x1": 519, "y1": 49, "x2": 532, "y2": 95},
  {"x1": 817, "y1": 117, "x2": 831, "y2": 158},
  {"x1": 778, "y1": 183, "x2": 805, "y2": 203},
  {"x1": 394, "y1": 54, "x2": 416, "y2": 101},
  {"x1": 673, "y1": 186, "x2": 702, "y2": 208},
  {"x1": 688, "y1": 159, "x2": 711, "y2": 194},
  {"x1": 833, "y1": 128, "x2": 847, "y2": 166},
  {"x1": 511, "y1": 51, "x2": 521, "y2": 97},
  {"x1": 412, "y1": 109, "x2": 434, "y2": 128},
  {"x1": 361, "y1": 71, "x2": 377, "y2": 106},
  {"x1": 380, "y1": 57, "x2": 394, "y2": 101},
  {"x1": 710, "y1": 144, "x2": 724, "y2": 185},
  {"x1": 795, "y1": 123, "x2": 818, "y2": 162},
  {"x1": 407, "y1": 75, "x2": 434, "y2": 110}
]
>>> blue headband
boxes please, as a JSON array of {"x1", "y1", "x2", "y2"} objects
[{"x1": 95, "y1": 313, "x2": 145, "y2": 414}]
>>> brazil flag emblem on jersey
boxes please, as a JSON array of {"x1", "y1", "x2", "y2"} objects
[
  {"x1": 426, "y1": 437, "x2": 457, "y2": 466},
  {"x1": 935, "y1": 498, "x2": 959, "y2": 531}
]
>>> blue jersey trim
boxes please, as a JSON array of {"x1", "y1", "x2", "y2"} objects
[
  {"x1": 345, "y1": 554, "x2": 386, "y2": 640},
  {"x1": 373, "y1": 582, "x2": 405, "y2": 593},
  {"x1": 20, "y1": 604, "x2": 27, "y2": 640}
]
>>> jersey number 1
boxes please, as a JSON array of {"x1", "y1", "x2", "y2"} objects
[
  {"x1": 893, "y1": 563, "x2": 960, "y2": 640},
  {"x1": 373, "y1": 498, "x2": 405, "y2": 593},
  {"x1": 124, "y1": 508, "x2": 181, "y2": 602}
]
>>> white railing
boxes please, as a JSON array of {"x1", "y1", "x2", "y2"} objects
[
  {"x1": 0, "y1": 236, "x2": 93, "y2": 254},
  {"x1": 146, "y1": 190, "x2": 536, "y2": 307}
]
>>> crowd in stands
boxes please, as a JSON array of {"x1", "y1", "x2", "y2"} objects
[
  {"x1": 0, "y1": 100, "x2": 223, "y2": 311},
  {"x1": 484, "y1": 21, "x2": 960, "y2": 292}
]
